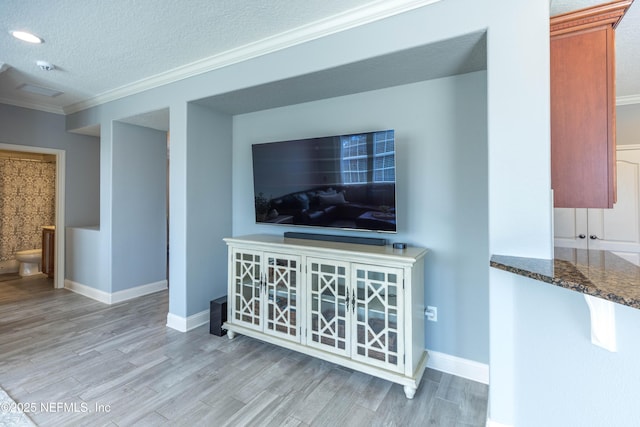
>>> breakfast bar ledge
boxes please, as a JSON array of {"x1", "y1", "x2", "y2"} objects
[{"x1": 490, "y1": 247, "x2": 640, "y2": 352}]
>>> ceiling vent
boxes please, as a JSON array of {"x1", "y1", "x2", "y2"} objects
[{"x1": 17, "y1": 83, "x2": 63, "y2": 97}]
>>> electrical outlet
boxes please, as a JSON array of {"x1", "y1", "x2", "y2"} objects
[{"x1": 425, "y1": 306, "x2": 437, "y2": 322}]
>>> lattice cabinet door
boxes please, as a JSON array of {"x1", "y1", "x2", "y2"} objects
[
  {"x1": 231, "y1": 249, "x2": 263, "y2": 331},
  {"x1": 306, "y1": 258, "x2": 351, "y2": 356},
  {"x1": 264, "y1": 253, "x2": 301, "y2": 342},
  {"x1": 351, "y1": 264, "x2": 404, "y2": 372}
]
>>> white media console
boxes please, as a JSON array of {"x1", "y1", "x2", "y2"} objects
[{"x1": 223, "y1": 234, "x2": 428, "y2": 399}]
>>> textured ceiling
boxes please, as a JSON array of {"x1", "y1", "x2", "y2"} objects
[
  {"x1": 0, "y1": 0, "x2": 401, "y2": 113},
  {"x1": 0, "y1": 0, "x2": 638, "y2": 121}
]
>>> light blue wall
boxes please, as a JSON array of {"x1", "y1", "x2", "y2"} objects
[
  {"x1": 65, "y1": 0, "x2": 503, "y2": 323},
  {"x1": 233, "y1": 72, "x2": 489, "y2": 363},
  {"x1": 501, "y1": 270, "x2": 640, "y2": 426},
  {"x1": 168, "y1": 102, "x2": 189, "y2": 317},
  {"x1": 0, "y1": 104, "x2": 99, "y2": 226},
  {"x1": 62, "y1": 1, "x2": 560, "y2": 424},
  {"x1": 23, "y1": 1, "x2": 639, "y2": 424},
  {"x1": 111, "y1": 122, "x2": 167, "y2": 292},
  {"x1": 485, "y1": 0, "x2": 551, "y2": 424},
  {"x1": 168, "y1": 102, "x2": 233, "y2": 319},
  {"x1": 617, "y1": 103, "x2": 640, "y2": 145},
  {"x1": 0, "y1": 104, "x2": 100, "y2": 286},
  {"x1": 185, "y1": 103, "x2": 232, "y2": 314},
  {"x1": 66, "y1": 227, "x2": 100, "y2": 286}
]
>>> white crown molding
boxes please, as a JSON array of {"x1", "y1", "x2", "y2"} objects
[
  {"x1": 63, "y1": 0, "x2": 441, "y2": 115},
  {"x1": 616, "y1": 144, "x2": 640, "y2": 151},
  {"x1": 617, "y1": 94, "x2": 640, "y2": 105},
  {"x1": 0, "y1": 96, "x2": 65, "y2": 115}
]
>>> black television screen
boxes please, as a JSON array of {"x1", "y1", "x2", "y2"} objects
[{"x1": 252, "y1": 129, "x2": 396, "y2": 233}]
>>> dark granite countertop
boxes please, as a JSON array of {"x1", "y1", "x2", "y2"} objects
[{"x1": 490, "y1": 247, "x2": 640, "y2": 309}]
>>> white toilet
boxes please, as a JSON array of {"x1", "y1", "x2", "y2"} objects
[{"x1": 15, "y1": 249, "x2": 42, "y2": 277}]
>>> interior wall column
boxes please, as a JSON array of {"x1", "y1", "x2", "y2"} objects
[{"x1": 167, "y1": 102, "x2": 189, "y2": 326}]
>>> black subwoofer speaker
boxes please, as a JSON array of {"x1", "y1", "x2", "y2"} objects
[{"x1": 209, "y1": 296, "x2": 227, "y2": 336}]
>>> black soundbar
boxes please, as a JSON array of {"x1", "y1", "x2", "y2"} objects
[{"x1": 284, "y1": 232, "x2": 387, "y2": 246}]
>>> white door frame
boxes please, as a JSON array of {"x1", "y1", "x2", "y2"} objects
[{"x1": 0, "y1": 142, "x2": 65, "y2": 289}]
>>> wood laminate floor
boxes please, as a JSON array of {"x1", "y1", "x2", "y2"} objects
[{"x1": 0, "y1": 276, "x2": 488, "y2": 426}]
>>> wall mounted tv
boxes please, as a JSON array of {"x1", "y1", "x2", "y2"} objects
[{"x1": 252, "y1": 129, "x2": 396, "y2": 233}]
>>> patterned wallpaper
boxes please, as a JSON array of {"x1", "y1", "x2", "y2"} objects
[{"x1": 0, "y1": 159, "x2": 55, "y2": 262}]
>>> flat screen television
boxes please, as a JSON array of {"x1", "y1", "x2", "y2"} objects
[{"x1": 252, "y1": 129, "x2": 397, "y2": 233}]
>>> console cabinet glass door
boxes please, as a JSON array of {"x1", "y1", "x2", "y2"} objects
[
  {"x1": 231, "y1": 249, "x2": 263, "y2": 332},
  {"x1": 230, "y1": 249, "x2": 301, "y2": 342},
  {"x1": 306, "y1": 258, "x2": 351, "y2": 357},
  {"x1": 351, "y1": 264, "x2": 404, "y2": 372},
  {"x1": 265, "y1": 253, "x2": 300, "y2": 342}
]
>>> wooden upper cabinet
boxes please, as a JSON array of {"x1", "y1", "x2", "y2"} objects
[{"x1": 551, "y1": 0, "x2": 633, "y2": 208}]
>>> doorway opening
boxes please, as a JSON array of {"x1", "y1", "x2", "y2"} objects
[{"x1": 0, "y1": 142, "x2": 65, "y2": 288}]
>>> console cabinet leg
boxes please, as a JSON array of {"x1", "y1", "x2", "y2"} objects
[
  {"x1": 227, "y1": 330, "x2": 235, "y2": 340},
  {"x1": 404, "y1": 385, "x2": 417, "y2": 399}
]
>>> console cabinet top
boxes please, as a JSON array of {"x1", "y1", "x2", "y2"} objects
[{"x1": 224, "y1": 234, "x2": 427, "y2": 265}]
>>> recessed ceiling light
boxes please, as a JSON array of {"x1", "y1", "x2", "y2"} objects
[{"x1": 10, "y1": 31, "x2": 43, "y2": 44}]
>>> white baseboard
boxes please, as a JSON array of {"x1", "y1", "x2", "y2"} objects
[
  {"x1": 162, "y1": 320, "x2": 489, "y2": 383},
  {"x1": 426, "y1": 349, "x2": 489, "y2": 384},
  {"x1": 64, "y1": 279, "x2": 167, "y2": 305},
  {"x1": 64, "y1": 279, "x2": 111, "y2": 304},
  {"x1": 166, "y1": 309, "x2": 209, "y2": 332},
  {"x1": 110, "y1": 280, "x2": 167, "y2": 304}
]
